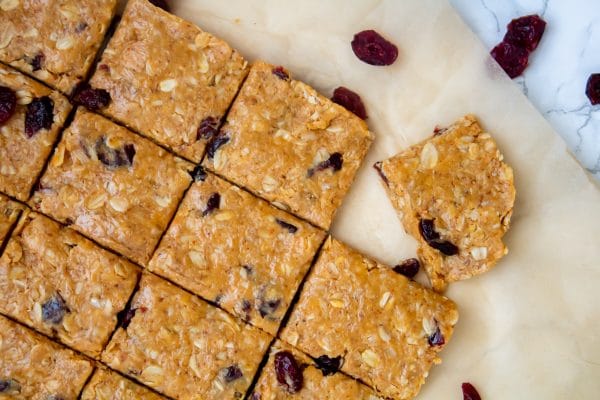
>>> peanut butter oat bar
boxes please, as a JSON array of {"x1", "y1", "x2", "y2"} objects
[
  {"x1": 0, "y1": 193, "x2": 22, "y2": 246},
  {"x1": 0, "y1": 314, "x2": 93, "y2": 399},
  {"x1": 251, "y1": 340, "x2": 382, "y2": 400},
  {"x1": 374, "y1": 115, "x2": 515, "y2": 291},
  {"x1": 281, "y1": 237, "x2": 458, "y2": 400},
  {"x1": 0, "y1": 0, "x2": 117, "y2": 94},
  {"x1": 0, "y1": 211, "x2": 138, "y2": 357},
  {"x1": 31, "y1": 110, "x2": 193, "y2": 265},
  {"x1": 148, "y1": 172, "x2": 325, "y2": 335},
  {"x1": 0, "y1": 65, "x2": 71, "y2": 201},
  {"x1": 102, "y1": 273, "x2": 272, "y2": 399},
  {"x1": 88, "y1": 0, "x2": 248, "y2": 162},
  {"x1": 81, "y1": 368, "x2": 166, "y2": 400},
  {"x1": 203, "y1": 61, "x2": 373, "y2": 229}
]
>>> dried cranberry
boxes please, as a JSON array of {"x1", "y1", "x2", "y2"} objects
[
  {"x1": 119, "y1": 307, "x2": 137, "y2": 330},
  {"x1": 0, "y1": 86, "x2": 17, "y2": 125},
  {"x1": 197, "y1": 116, "x2": 219, "y2": 141},
  {"x1": 25, "y1": 96, "x2": 54, "y2": 137},
  {"x1": 504, "y1": 15, "x2": 546, "y2": 52},
  {"x1": 308, "y1": 152, "x2": 343, "y2": 177},
  {"x1": 393, "y1": 258, "x2": 420, "y2": 278},
  {"x1": 331, "y1": 86, "x2": 367, "y2": 119},
  {"x1": 274, "y1": 351, "x2": 303, "y2": 393},
  {"x1": 41, "y1": 293, "x2": 69, "y2": 324},
  {"x1": 428, "y1": 324, "x2": 445, "y2": 346},
  {"x1": 272, "y1": 66, "x2": 290, "y2": 81},
  {"x1": 206, "y1": 135, "x2": 230, "y2": 159},
  {"x1": 490, "y1": 41, "x2": 529, "y2": 78},
  {"x1": 462, "y1": 382, "x2": 482, "y2": 400},
  {"x1": 241, "y1": 300, "x2": 252, "y2": 321},
  {"x1": 419, "y1": 219, "x2": 458, "y2": 256},
  {"x1": 315, "y1": 355, "x2": 342, "y2": 376},
  {"x1": 73, "y1": 84, "x2": 111, "y2": 111},
  {"x1": 275, "y1": 218, "x2": 298, "y2": 234},
  {"x1": 221, "y1": 365, "x2": 243, "y2": 383},
  {"x1": 373, "y1": 162, "x2": 389, "y2": 186},
  {"x1": 30, "y1": 52, "x2": 44, "y2": 71},
  {"x1": 433, "y1": 126, "x2": 447, "y2": 136},
  {"x1": 190, "y1": 165, "x2": 208, "y2": 182},
  {"x1": 586, "y1": 74, "x2": 600, "y2": 105},
  {"x1": 95, "y1": 138, "x2": 136, "y2": 168},
  {"x1": 351, "y1": 30, "x2": 398, "y2": 66},
  {"x1": 203, "y1": 192, "x2": 220, "y2": 216},
  {"x1": 259, "y1": 298, "x2": 281, "y2": 318},
  {"x1": 149, "y1": 0, "x2": 170, "y2": 11}
]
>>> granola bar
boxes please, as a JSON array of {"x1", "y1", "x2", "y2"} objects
[
  {"x1": 203, "y1": 61, "x2": 373, "y2": 229},
  {"x1": 374, "y1": 115, "x2": 515, "y2": 291},
  {"x1": 89, "y1": 0, "x2": 248, "y2": 162},
  {"x1": 0, "y1": 314, "x2": 93, "y2": 399},
  {"x1": 148, "y1": 172, "x2": 325, "y2": 335},
  {"x1": 0, "y1": 211, "x2": 138, "y2": 357},
  {"x1": 31, "y1": 110, "x2": 193, "y2": 265},
  {"x1": 81, "y1": 368, "x2": 166, "y2": 400},
  {"x1": 0, "y1": 64, "x2": 71, "y2": 201},
  {"x1": 281, "y1": 237, "x2": 458, "y2": 399},
  {"x1": 251, "y1": 340, "x2": 382, "y2": 400},
  {"x1": 102, "y1": 273, "x2": 272, "y2": 399},
  {"x1": 0, "y1": 0, "x2": 117, "y2": 94}
]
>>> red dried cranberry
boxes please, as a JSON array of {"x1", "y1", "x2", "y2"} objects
[
  {"x1": 308, "y1": 152, "x2": 343, "y2": 177},
  {"x1": 94, "y1": 138, "x2": 135, "y2": 169},
  {"x1": 221, "y1": 365, "x2": 243, "y2": 383},
  {"x1": 206, "y1": 135, "x2": 230, "y2": 159},
  {"x1": 419, "y1": 219, "x2": 459, "y2": 256},
  {"x1": 149, "y1": 0, "x2": 170, "y2": 12},
  {"x1": 274, "y1": 351, "x2": 303, "y2": 393},
  {"x1": 504, "y1": 15, "x2": 546, "y2": 52},
  {"x1": 430, "y1": 240, "x2": 458, "y2": 256},
  {"x1": 490, "y1": 41, "x2": 529, "y2": 78},
  {"x1": 41, "y1": 293, "x2": 69, "y2": 324},
  {"x1": 197, "y1": 116, "x2": 219, "y2": 141},
  {"x1": 351, "y1": 30, "x2": 398, "y2": 66},
  {"x1": 30, "y1": 52, "x2": 45, "y2": 71},
  {"x1": 586, "y1": 74, "x2": 600, "y2": 105},
  {"x1": 0, "y1": 86, "x2": 17, "y2": 125},
  {"x1": 314, "y1": 355, "x2": 342, "y2": 376},
  {"x1": 462, "y1": 382, "x2": 482, "y2": 400},
  {"x1": 190, "y1": 165, "x2": 208, "y2": 182},
  {"x1": 275, "y1": 218, "x2": 298, "y2": 234},
  {"x1": 393, "y1": 258, "x2": 420, "y2": 278},
  {"x1": 433, "y1": 126, "x2": 448, "y2": 136},
  {"x1": 428, "y1": 324, "x2": 445, "y2": 346},
  {"x1": 203, "y1": 192, "x2": 221, "y2": 216},
  {"x1": 331, "y1": 87, "x2": 367, "y2": 119},
  {"x1": 272, "y1": 66, "x2": 290, "y2": 81},
  {"x1": 25, "y1": 96, "x2": 54, "y2": 137},
  {"x1": 73, "y1": 84, "x2": 111, "y2": 111},
  {"x1": 373, "y1": 162, "x2": 389, "y2": 186}
]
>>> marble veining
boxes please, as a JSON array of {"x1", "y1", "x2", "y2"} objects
[{"x1": 450, "y1": 0, "x2": 600, "y2": 179}]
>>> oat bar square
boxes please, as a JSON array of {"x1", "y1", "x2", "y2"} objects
[
  {"x1": 251, "y1": 340, "x2": 382, "y2": 399},
  {"x1": 374, "y1": 115, "x2": 515, "y2": 291},
  {"x1": 0, "y1": 0, "x2": 117, "y2": 94},
  {"x1": 281, "y1": 237, "x2": 458, "y2": 399},
  {"x1": 148, "y1": 172, "x2": 325, "y2": 335},
  {"x1": 89, "y1": 0, "x2": 249, "y2": 162},
  {"x1": 81, "y1": 368, "x2": 166, "y2": 400},
  {"x1": 102, "y1": 273, "x2": 272, "y2": 399},
  {"x1": 0, "y1": 314, "x2": 93, "y2": 399},
  {"x1": 0, "y1": 211, "x2": 138, "y2": 357},
  {"x1": 202, "y1": 61, "x2": 373, "y2": 229},
  {"x1": 31, "y1": 109, "x2": 193, "y2": 265},
  {"x1": 0, "y1": 65, "x2": 71, "y2": 200}
]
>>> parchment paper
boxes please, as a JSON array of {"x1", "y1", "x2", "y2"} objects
[{"x1": 172, "y1": 1, "x2": 600, "y2": 397}]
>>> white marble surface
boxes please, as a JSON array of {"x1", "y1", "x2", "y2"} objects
[{"x1": 450, "y1": 0, "x2": 600, "y2": 179}]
